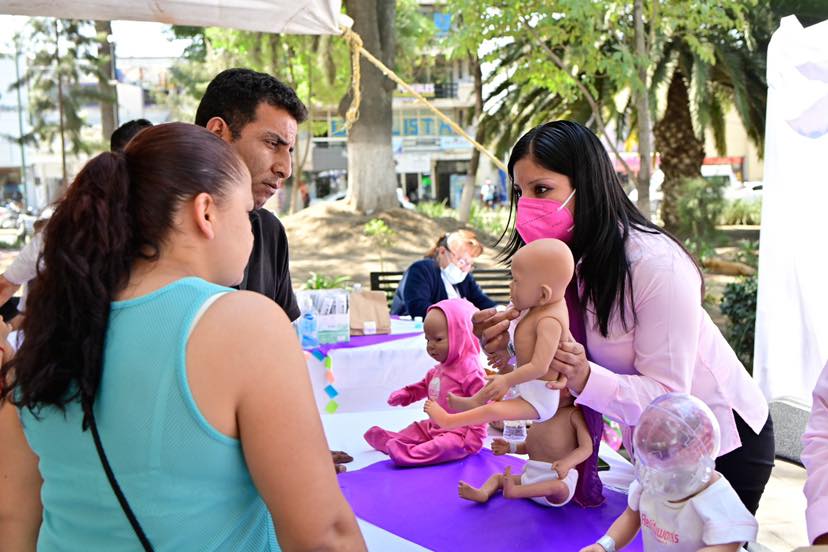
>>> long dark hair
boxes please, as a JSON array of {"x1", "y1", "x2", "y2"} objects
[
  {"x1": 0, "y1": 123, "x2": 247, "y2": 424},
  {"x1": 501, "y1": 120, "x2": 699, "y2": 337}
]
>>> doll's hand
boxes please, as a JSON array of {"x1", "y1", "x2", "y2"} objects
[
  {"x1": 387, "y1": 389, "x2": 411, "y2": 407},
  {"x1": 551, "y1": 461, "x2": 570, "y2": 479},
  {"x1": 481, "y1": 374, "x2": 511, "y2": 402},
  {"x1": 579, "y1": 545, "x2": 607, "y2": 552},
  {"x1": 486, "y1": 349, "x2": 513, "y2": 372},
  {"x1": 490, "y1": 438, "x2": 510, "y2": 455}
]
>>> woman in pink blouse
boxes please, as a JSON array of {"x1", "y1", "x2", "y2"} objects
[
  {"x1": 477, "y1": 120, "x2": 774, "y2": 514},
  {"x1": 803, "y1": 360, "x2": 828, "y2": 544}
]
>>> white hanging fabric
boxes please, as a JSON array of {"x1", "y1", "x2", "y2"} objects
[
  {"x1": 0, "y1": 0, "x2": 352, "y2": 35},
  {"x1": 754, "y1": 15, "x2": 828, "y2": 406}
]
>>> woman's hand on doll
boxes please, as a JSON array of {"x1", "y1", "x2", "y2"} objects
[
  {"x1": 549, "y1": 339, "x2": 590, "y2": 394},
  {"x1": 387, "y1": 389, "x2": 411, "y2": 407},
  {"x1": 490, "y1": 438, "x2": 510, "y2": 456},
  {"x1": 472, "y1": 307, "x2": 519, "y2": 355},
  {"x1": 486, "y1": 350, "x2": 513, "y2": 372},
  {"x1": 481, "y1": 374, "x2": 511, "y2": 402}
]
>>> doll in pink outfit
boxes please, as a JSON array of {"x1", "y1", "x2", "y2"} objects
[{"x1": 364, "y1": 298, "x2": 487, "y2": 466}]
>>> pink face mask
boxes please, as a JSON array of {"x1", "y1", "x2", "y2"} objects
[{"x1": 515, "y1": 190, "x2": 576, "y2": 244}]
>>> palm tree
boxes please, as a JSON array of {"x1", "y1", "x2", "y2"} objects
[{"x1": 653, "y1": 7, "x2": 773, "y2": 233}]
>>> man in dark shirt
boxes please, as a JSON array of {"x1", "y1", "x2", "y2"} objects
[
  {"x1": 196, "y1": 68, "x2": 352, "y2": 470},
  {"x1": 196, "y1": 68, "x2": 303, "y2": 321}
]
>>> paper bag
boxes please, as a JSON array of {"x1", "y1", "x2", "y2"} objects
[{"x1": 349, "y1": 290, "x2": 391, "y2": 335}]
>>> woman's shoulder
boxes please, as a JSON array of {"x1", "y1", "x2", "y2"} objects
[
  {"x1": 625, "y1": 228, "x2": 693, "y2": 269},
  {"x1": 408, "y1": 257, "x2": 439, "y2": 273}
]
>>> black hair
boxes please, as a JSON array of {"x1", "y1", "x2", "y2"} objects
[
  {"x1": 195, "y1": 68, "x2": 308, "y2": 138},
  {"x1": 1, "y1": 123, "x2": 248, "y2": 422},
  {"x1": 501, "y1": 120, "x2": 700, "y2": 337},
  {"x1": 109, "y1": 119, "x2": 153, "y2": 152}
]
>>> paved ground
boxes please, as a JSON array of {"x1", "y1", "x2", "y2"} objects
[{"x1": 756, "y1": 459, "x2": 810, "y2": 551}]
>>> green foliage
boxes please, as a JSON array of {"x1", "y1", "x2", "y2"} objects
[
  {"x1": 416, "y1": 201, "x2": 509, "y2": 239},
  {"x1": 10, "y1": 18, "x2": 112, "y2": 155},
  {"x1": 720, "y1": 198, "x2": 762, "y2": 226},
  {"x1": 735, "y1": 239, "x2": 759, "y2": 270},
  {"x1": 415, "y1": 200, "x2": 450, "y2": 219},
  {"x1": 303, "y1": 272, "x2": 352, "y2": 290},
  {"x1": 162, "y1": 2, "x2": 428, "y2": 124},
  {"x1": 720, "y1": 275, "x2": 758, "y2": 373},
  {"x1": 468, "y1": 203, "x2": 510, "y2": 239},
  {"x1": 674, "y1": 177, "x2": 727, "y2": 261},
  {"x1": 364, "y1": 218, "x2": 397, "y2": 271},
  {"x1": 395, "y1": 0, "x2": 436, "y2": 81},
  {"x1": 444, "y1": 0, "x2": 760, "y2": 163}
]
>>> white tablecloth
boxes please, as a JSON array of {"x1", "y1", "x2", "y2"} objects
[{"x1": 306, "y1": 334, "x2": 440, "y2": 414}]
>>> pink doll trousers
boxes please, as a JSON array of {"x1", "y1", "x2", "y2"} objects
[{"x1": 364, "y1": 420, "x2": 484, "y2": 467}]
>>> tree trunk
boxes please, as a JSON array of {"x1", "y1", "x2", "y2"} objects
[
  {"x1": 633, "y1": 0, "x2": 652, "y2": 220},
  {"x1": 342, "y1": 0, "x2": 398, "y2": 213},
  {"x1": 54, "y1": 20, "x2": 68, "y2": 189},
  {"x1": 95, "y1": 20, "x2": 117, "y2": 144},
  {"x1": 654, "y1": 69, "x2": 705, "y2": 233},
  {"x1": 458, "y1": 54, "x2": 482, "y2": 224}
]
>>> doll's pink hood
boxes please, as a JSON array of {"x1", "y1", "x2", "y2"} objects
[{"x1": 427, "y1": 298, "x2": 481, "y2": 371}]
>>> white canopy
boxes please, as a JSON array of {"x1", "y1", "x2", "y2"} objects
[
  {"x1": 754, "y1": 15, "x2": 828, "y2": 406},
  {"x1": 0, "y1": 0, "x2": 351, "y2": 34}
]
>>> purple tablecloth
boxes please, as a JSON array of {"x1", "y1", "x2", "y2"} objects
[{"x1": 339, "y1": 449, "x2": 643, "y2": 552}]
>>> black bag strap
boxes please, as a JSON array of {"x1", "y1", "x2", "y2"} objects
[{"x1": 86, "y1": 403, "x2": 154, "y2": 551}]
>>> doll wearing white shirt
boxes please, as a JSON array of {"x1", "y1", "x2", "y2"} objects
[{"x1": 581, "y1": 393, "x2": 757, "y2": 552}]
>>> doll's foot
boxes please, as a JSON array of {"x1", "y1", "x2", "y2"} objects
[
  {"x1": 458, "y1": 481, "x2": 489, "y2": 503},
  {"x1": 447, "y1": 392, "x2": 479, "y2": 412},
  {"x1": 424, "y1": 399, "x2": 454, "y2": 428}
]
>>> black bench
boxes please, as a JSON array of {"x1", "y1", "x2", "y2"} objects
[{"x1": 370, "y1": 268, "x2": 512, "y2": 307}]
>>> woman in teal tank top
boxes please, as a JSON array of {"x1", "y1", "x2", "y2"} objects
[{"x1": 0, "y1": 123, "x2": 365, "y2": 551}]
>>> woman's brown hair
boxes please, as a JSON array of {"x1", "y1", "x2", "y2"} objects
[{"x1": 1, "y1": 123, "x2": 247, "y2": 425}]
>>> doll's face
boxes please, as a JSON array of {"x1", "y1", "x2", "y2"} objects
[
  {"x1": 423, "y1": 308, "x2": 450, "y2": 363},
  {"x1": 509, "y1": 238, "x2": 573, "y2": 310},
  {"x1": 509, "y1": 254, "x2": 543, "y2": 311}
]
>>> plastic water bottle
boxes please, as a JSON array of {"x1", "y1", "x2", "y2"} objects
[
  {"x1": 502, "y1": 387, "x2": 527, "y2": 443},
  {"x1": 299, "y1": 311, "x2": 319, "y2": 349}
]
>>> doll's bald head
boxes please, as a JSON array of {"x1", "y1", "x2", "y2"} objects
[{"x1": 509, "y1": 239, "x2": 574, "y2": 311}]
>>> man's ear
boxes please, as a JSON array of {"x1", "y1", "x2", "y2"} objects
[
  {"x1": 205, "y1": 117, "x2": 233, "y2": 143},
  {"x1": 192, "y1": 192, "x2": 216, "y2": 240}
]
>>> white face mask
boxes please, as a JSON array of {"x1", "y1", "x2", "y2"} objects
[{"x1": 442, "y1": 262, "x2": 468, "y2": 285}]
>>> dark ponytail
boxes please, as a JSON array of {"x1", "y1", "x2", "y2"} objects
[{"x1": 1, "y1": 122, "x2": 247, "y2": 420}]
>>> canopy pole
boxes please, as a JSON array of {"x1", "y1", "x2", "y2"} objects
[{"x1": 341, "y1": 27, "x2": 507, "y2": 173}]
